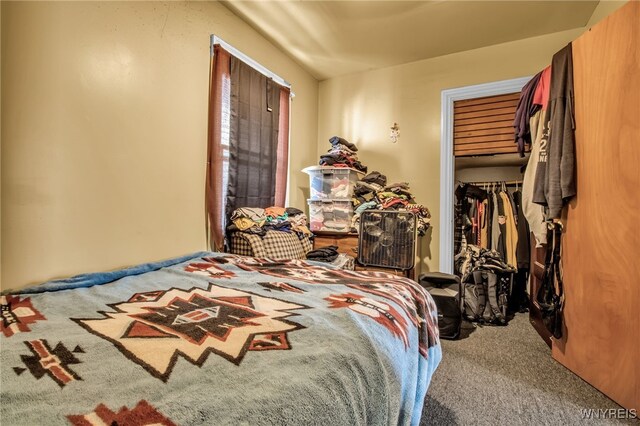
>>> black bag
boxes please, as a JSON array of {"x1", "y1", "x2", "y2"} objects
[
  {"x1": 463, "y1": 270, "x2": 510, "y2": 325},
  {"x1": 418, "y1": 272, "x2": 462, "y2": 339},
  {"x1": 536, "y1": 223, "x2": 564, "y2": 339}
]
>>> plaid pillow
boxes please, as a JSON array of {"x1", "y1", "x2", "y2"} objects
[
  {"x1": 229, "y1": 233, "x2": 267, "y2": 258},
  {"x1": 263, "y1": 231, "x2": 307, "y2": 260},
  {"x1": 229, "y1": 231, "x2": 311, "y2": 260}
]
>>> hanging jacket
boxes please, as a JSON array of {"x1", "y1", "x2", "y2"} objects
[
  {"x1": 513, "y1": 191, "x2": 531, "y2": 270},
  {"x1": 513, "y1": 71, "x2": 543, "y2": 157},
  {"x1": 499, "y1": 190, "x2": 518, "y2": 269},
  {"x1": 523, "y1": 112, "x2": 549, "y2": 246},
  {"x1": 533, "y1": 44, "x2": 576, "y2": 219}
]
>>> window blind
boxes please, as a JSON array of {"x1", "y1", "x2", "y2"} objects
[{"x1": 453, "y1": 92, "x2": 525, "y2": 156}]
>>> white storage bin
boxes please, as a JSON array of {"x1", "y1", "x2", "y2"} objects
[
  {"x1": 303, "y1": 166, "x2": 361, "y2": 200},
  {"x1": 307, "y1": 199, "x2": 353, "y2": 233}
]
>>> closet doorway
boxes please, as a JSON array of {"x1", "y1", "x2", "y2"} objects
[{"x1": 439, "y1": 77, "x2": 530, "y2": 274}]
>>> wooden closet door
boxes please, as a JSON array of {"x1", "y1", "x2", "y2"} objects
[{"x1": 552, "y1": 2, "x2": 639, "y2": 411}]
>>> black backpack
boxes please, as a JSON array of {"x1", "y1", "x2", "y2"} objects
[
  {"x1": 463, "y1": 270, "x2": 510, "y2": 326},
  {"x1": 536, "y1": 223, "x2": 564, "y2": 339}
]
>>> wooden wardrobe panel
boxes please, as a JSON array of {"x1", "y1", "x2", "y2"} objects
[{"x1": 552, "y1": 1, "x2": 639, "y2": 411}]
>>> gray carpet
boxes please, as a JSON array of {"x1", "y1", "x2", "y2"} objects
[{"x1": 421, "y1": 313, "x2": 639, "y2": 425}]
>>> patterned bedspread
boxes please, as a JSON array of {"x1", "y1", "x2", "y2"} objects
[{"x1": 0, "y1": 252, "x2": 441, "y2": 425}]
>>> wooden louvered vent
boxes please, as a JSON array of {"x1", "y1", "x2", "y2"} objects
[{"x1": 454, "y1": 92, "x2": 526, "y2": 157}]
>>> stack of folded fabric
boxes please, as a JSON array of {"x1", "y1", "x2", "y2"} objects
[
  {"x1": 308, "y1": 201, "x2": 353, "y2": 232},
  {"x1": 350, "y1": 171, "x2": 432, "y2": 236},
  {"x1": 319, "y1": 136, "x2": 368, "y2": 173},
  {"x1": 227, "y1": 207, "x2": 312, "y2": 239}
]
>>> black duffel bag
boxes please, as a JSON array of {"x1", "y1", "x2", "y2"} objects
[{"x1": 418, "y1": 272, "x2": 462, "y2": 339}]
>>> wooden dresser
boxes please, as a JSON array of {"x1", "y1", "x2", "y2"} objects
[{"x1": 313, "y1": 232, "x2": 414, "y2": 278}]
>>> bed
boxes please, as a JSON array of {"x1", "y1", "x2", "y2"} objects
[{"x1": 0, "y1": 252, "x2": 442, "y2": 425}]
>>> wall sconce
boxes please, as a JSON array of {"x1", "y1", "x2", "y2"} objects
[{"x1": 390, "y1": 123, "x2": 400, "y2": 143}]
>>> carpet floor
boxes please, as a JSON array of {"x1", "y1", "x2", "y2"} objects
[{"x1": 421, "y1": 313, "x2": 638, "y2": 425}]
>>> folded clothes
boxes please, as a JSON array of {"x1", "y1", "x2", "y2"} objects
[
  {"x1": 382, "y1": 198, "x2": 409, "y2": 209},
  {"x1": 384, "y1": 182, "x2": 410, "y2": 190},
  {"x1": 319, "y1": 153, "x2": 368, "y2": 173},
  {"x1": 330, "y1": 145, "x2": 358, "y2": 156},
  {"x1": 265, "y1": 206, "x2": 287, "y2": 218},
  {"x1": 264, "y1": 221, "x2": 291, "y2": 233},
  {"x1": 226, "y1": 223, "x2": 267, "y2": 236},
  {"x1": 329, "y1": 136, "x2": 358, "y2": 152},
  {"x1": 228, "y1": 206, "x2": 314, "y2": 238},
  {"x1": 233, "y1": 217, "x2": 256, "y2": 231},
  {"x1": 377, "y1": 192, "x2": 410, "y2": 203},
  {"x1": 306, "y1": 245, "x2": 340, "y2": 262},
  {"x1": 361, "y1": 171, "x2": 387, "y2": 187},
  {"x1": 355, "y1": 200, "x2": 378, "y2": 215},
  {"x1": 356, "y1": 181, "x2": 384, "y2": 193},
  {"x1": 286, "y1": 207, "x2": 304, "y2": 216},
  {"x1": 230, "y1": 207, "x2": 266, "y2": 223}
]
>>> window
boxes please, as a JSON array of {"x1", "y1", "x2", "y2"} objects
[{"x1": 206, "y1": 37, "x2": 291, "y2": 251}]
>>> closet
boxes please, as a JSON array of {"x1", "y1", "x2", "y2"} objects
[
  {"x1": 453, "y1": 2, "x2": 639, "y2": 410},
  {"x1": 453, "y1": 92, "x2": 532, "y2": 322}
]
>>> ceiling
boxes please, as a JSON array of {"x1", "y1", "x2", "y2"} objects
[{"x1": 221, "y1": 0, "x2": 599, "y2": 80}]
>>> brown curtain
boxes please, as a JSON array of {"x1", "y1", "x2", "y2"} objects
[
  {"x1": 274, "y1": 87, "x2": 290, "y2": 206},
  {"x1": 206, "y1": 45, "x2": 231, "y2": 251}
]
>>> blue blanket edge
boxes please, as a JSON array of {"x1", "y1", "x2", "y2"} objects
[{"x1": 3, "y1": 251, "x2": 211, "y2": 295}]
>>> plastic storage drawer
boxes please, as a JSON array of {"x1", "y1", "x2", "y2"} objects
[
  {"x1": 303, "y1": 166, "x2": 360, "y2": 200},
  {"x1": 307, "y1": 199, "x2": 353, "y2": 233}
]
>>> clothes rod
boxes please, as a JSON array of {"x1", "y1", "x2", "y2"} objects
[
  {"x1": 463, "y1": 180, "x2": 523, "y2": 186},
  {"x1": 210, "y1": 35, "x2": 295, "y2": 97}
]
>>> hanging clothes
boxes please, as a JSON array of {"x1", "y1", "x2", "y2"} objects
[
  {"x1": 513, "y1": 71, "x2": 543, "y2": 157},
  {"x1": 532, "y1": 43, "x2": 577, "y2": 220},
  {"x1": 454, "y1": 183, "x2": 487, "y2": 257},
  {"x1": 490, "y1": 190, "x2": 501, "y2": 254},
  {"x1": 513, "y1": 190, "x2": 531, "y2": 270},
  {"x1": 522, "y1": 67, "x2": 551, "y2": 247},
  {"x1": 479, "y1": 198, "x2": 489, "y2": 249},
  {"x1": 456, "y1": 183, "x2": 521, "y2": 270},
  {"x1": 499, "y1": 189, "x2": 519, "y2": 269}
]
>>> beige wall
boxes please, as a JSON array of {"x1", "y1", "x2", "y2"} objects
[
  {"x1": 317, "y1": 1, "x2": 626, "y2": 274},
  {"x1": 1, "y1": 1, "x2": 318, "y2": 291},
  {"x1": 455, "y1": 166, "x2": 524, "y2": 184}
]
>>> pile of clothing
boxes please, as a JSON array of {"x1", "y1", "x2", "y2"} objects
[
  {"x1": 351, "y1": 171, "x2": 432, "y2": 236},
  {"x1": 455, "y1": 244, "x2": 515, "y2": 284},
  {"x1": 227, "y1": 207, "x2": 312, "y2": 240},
  {"x1": 319, "y1": 136, "x2": 368, "y2": 173}
]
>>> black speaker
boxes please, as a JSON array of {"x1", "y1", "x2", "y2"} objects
[{"x1": 418, "y1": 272, "x2": 462, "y2": 340}]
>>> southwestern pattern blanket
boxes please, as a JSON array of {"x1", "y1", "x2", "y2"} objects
[{"x1": 0, "y1": 252, "x2": 441, "y2": 425}]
